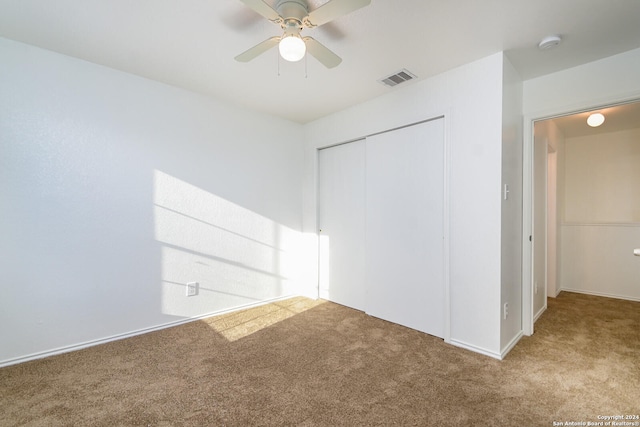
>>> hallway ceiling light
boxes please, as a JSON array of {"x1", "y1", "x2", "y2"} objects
[{"x1": 587, "y1": 112, "x2": 605, "y2": 127}]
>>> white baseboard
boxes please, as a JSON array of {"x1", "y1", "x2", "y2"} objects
[
  {"x1": 0, "y1": 294, "x2": 297, "y2": 369},
  {"x1": 450, "y1": 339, "x2": 503, "y2": 360},
  {"x1": 560, "y1": 288, "x2": 640, "y2": 302},
  {"x1": 500, "y1": 331, "x2": 524, "y2": 359},
  {"x1": 533, "y1": 304, "x2": 546, "y2": 323}
]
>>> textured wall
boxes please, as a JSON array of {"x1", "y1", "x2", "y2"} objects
[{"x1": 0, "y1": 37, "x2": 306, "y2": 366}]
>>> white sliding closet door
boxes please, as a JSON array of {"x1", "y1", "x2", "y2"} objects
[
  {"x1": 318, "y1": 140, "x2": 366, "y2": 311},
  {"x1": 365, "y1": 119, "x2": 445, "y2": 337}
]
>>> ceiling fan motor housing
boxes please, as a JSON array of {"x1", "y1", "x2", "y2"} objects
[{"x1": 276, "y1": 0, "x2": 308, "y2": 21}]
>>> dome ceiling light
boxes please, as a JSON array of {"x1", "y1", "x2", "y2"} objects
[{"x1": 587, "y1": 113, "x2": 605, "y2": 127}]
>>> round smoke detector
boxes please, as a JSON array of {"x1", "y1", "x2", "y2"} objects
[{"x1": 538, "y1": 35, "x2": 562, "y2": 50}]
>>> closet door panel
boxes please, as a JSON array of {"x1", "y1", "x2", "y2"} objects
[
  {"x1": 318, "y1": 140, "x2": 367, "y2": 311},
  {"x1": 365, "y1": 119, "x2": 445, "y2": 337}
]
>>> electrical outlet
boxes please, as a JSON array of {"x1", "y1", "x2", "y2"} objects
[
  {"x1": 503, "y1": 303, "x2": 509, "y2": 320},
  {"x1": 186, "y1": 282, "x2": 198, "y2": 297}
]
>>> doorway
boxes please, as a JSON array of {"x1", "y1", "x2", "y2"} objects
[{"x1": 526, "y1": 99, "x2": 640, "y2": 332}]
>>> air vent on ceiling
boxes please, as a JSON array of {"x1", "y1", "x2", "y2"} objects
[{"x1": 378, "y1": 69, "x2": 417, "y2": 87}]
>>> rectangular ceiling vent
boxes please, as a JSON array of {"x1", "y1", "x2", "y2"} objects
[{"x1": 378, "y1": 69, "x2": 417, "y2": 88}]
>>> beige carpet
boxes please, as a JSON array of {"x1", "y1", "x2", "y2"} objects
[{"x1": 1, "y1": 292, "x2": 638, "y2": 426}]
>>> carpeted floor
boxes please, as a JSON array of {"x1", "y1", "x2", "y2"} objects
[{"x1": 1, "y1": 291, "x2": 638, "y2": 426}]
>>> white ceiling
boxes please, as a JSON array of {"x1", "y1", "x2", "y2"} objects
[{"x1": 1, "y1": 0, "x2": 640, "y2": 123}]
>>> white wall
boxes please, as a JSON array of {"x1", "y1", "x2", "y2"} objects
[
  {"x1": 522, "y1": 47, "x2": 640, "y2": 333},
  {"x1": 524, "y1": 48, "x2": 640, "y2": 117},
  {"x1": 559, "y1": 128, "x2": 640, "y2": 301},
  {"x1": 304, "y1": 53, "x2": 506, "y2": 358},
  {"x1": 560, "y1": 225, "x2": 640, "y2": 301},
  {"x1": 500, "y1": 57, "x2": 523, "y2": 354},
  {"x1": 0, "y1": 37, "x2": 307, "y2": 366},
  {"x1": 563, "y1": 129, "x2": 640, "y2": 223}
]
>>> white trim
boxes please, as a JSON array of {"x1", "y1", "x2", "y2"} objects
[
  {"x1": 527, "y1": 130, "x2": 551, "y2": 334},
  {"x1": 0, "y1": 295, "x2": 297, "y2": 368},
  {"x1": 442, "y1": 110, "x2": 452, "y2": 345},
  {"x1": 450, "y1": 339, "x2": 503, "y2": 360},
  {"x1": 546, "y1": 148, "x2": 558, "y2": 300},
  {"x1": 542, "y1": 139, "x2": 549, "y2": 318},
  {"x1": 560, "y1": 288, "x2": 640, "y2": 303},
  {"x1": 522, "y1": 116, "x2": 534, "y2": 336},
  {"x1": 533, "y1": 303, "x2": 546, "y2": 323},
  {"x1": 501, "y1": 331, "x2": 524, "y2": 359}
]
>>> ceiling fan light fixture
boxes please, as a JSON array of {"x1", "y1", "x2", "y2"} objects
[
  {"x1": 279, "y1": 34, "x2": 306, "y2": 62},
  {"x1": 587, "y1": 112, "x2": 605, "y2": 127},
  {"x1": 235, "y1": 0, "x2": 370, "y2": 68}
]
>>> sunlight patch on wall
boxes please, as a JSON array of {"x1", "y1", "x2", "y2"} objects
[{"x1": 153, "y1": 170, "x2": 313, "y2": 318}]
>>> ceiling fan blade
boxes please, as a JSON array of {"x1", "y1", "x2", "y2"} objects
[
  {"x1": 304, "y1": 0, "x2": 371, "y2": 27},
  {"x1": 237, "y1": 0, "x2": 282, "y2": 23},
  {"x1": 235, "y1": 36, "x2": 281, "y2": 62},
  {"x1": 303, "y1": 37, "x2": 342, "y2": 69}
]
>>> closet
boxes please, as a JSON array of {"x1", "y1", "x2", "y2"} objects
[{"x1": 318, "y1": 118, "x2": 446, "y2": 338}]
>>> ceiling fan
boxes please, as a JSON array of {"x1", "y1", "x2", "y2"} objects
[{"x1": 235, "y1": 0, "x2": 371, "y2": 68}]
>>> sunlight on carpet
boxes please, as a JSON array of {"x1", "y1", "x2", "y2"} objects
[{"x1": 200, "y1": 297, "x2": 326, "y2": 341}]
